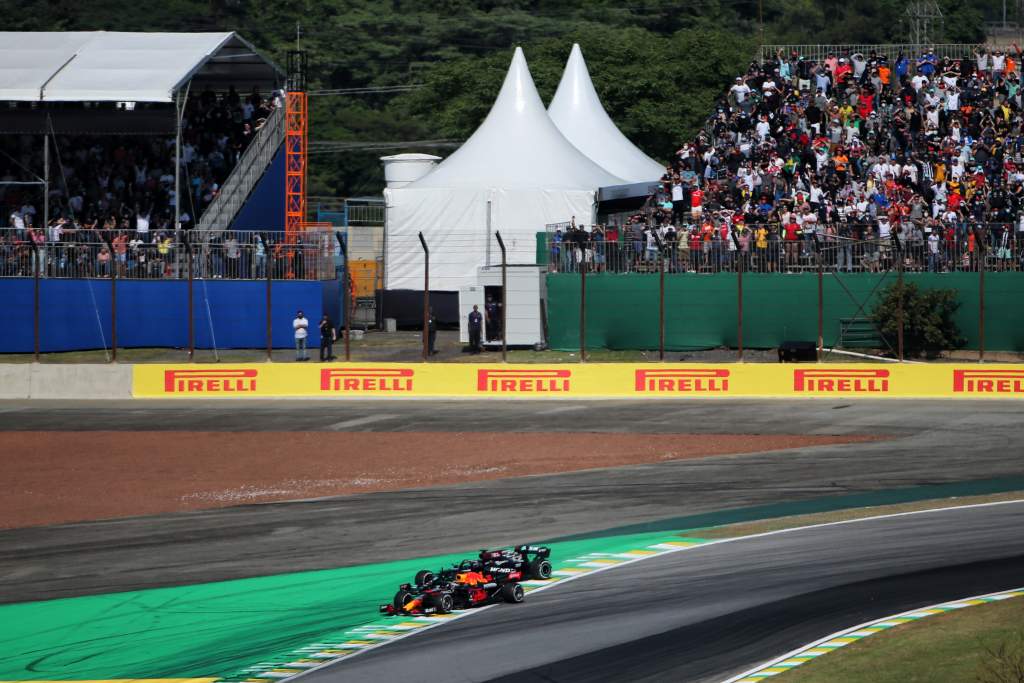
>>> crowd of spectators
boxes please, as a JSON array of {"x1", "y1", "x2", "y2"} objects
[
  {"x1": 556, "y1": 45, "x2": 1024, "y2": 274},
  {"x1": 0, "y1": 85, "x2": 281, "y2": 277}
]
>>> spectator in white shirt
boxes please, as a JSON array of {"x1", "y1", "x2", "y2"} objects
[{"x1": 293, "y1": 310, "x2": 309, "y2": 361}]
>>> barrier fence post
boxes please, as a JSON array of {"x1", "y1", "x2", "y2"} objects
[
  {"x1": 975, "y1": 225, "x2": 986, "y2": 362},
  {"x1": 893, "y1": 233, "x2": 904, "y2": 362},
  {"x1": 103, "y1": 235, "x2": 117, "y2": 362},
  {"x1": 813, "y1": 234, "x2": 823, "y2": 361},
  {"x1": 655, "y1": 233, "x2": 665, "y2": 361},
  {"x1": 184, "y1": 233, "x2": 194, "y2": 361},
  {"x1": 418, "y1": 231, "x2": 430, "y2": 361},
  {"x1": 336, "y1": 232, "x2": 350, "y2": 361},
  {"x1": 495, "y1": 230, "x2": 507, "y2": 362},
  {"x1": 732, "y1": 229, "x2": 743, "y2": 362},
  {"x1": 266, "y1": 243, "x2": 273, "y2": 361},
  {"x1": 579, "y1": 238, "x2": 587, "y2": 362},
  {"x1": 30, "y1": 239, "x2": 40, "y2": 362}
]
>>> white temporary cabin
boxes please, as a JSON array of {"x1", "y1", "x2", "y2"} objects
[{"x1": 459, "y1": 266, "x2": 546, "y2": 347}]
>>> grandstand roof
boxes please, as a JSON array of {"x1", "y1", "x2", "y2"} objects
[{"x1": 0, "y1": 31, "x2": 282, "y2": 103}]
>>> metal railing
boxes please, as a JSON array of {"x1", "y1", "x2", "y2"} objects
[
  {"x1": 0, "y1": 228, "x2": 337, "y2": 281},
  {"x1": 759, "y1": 43, "x2": 982, "y2": 64},
  {"x1": 197, "y1": 105, "x2": 285, "y2": 232},
  {"x1": 544, "y1": 226, "x2": 1023, "y2": 275}
]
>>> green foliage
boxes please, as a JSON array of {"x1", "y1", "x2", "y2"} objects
[
  {"x1": 870, "y1": 281, "x2": 965, "y2": 359},
  {"x1": 7, "y1": 0, "x2": 993, "y2": 196}
]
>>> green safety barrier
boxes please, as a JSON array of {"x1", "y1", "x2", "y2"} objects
[{"x1": 545, "y1": 272, "x2": 1024, "y2": 352}]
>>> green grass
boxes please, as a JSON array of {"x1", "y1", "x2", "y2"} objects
[{"x1": 786, "y1": 596, "x2": 1024, "y2": 683}]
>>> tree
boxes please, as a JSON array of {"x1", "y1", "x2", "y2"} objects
[{"x1": 870, "y1": 281, "x2": 965, "y2": 359}]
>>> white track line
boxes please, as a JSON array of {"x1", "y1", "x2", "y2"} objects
[
  {"x1": 720, "y1": 586, "x2": 1024, "y2": 682},
  {"x1": 283, "y1": 498, "x2": 1024, "y2": 682}
]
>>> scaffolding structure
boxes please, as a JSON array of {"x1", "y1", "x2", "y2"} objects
[{"x1": 284, "y1": 51, "x2": 308, "y2": 245}]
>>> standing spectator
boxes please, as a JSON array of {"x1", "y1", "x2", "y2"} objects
[
  {"x1": 467, "y1": 304, "x2": 483, "y2": 354},
  {"x1": 318, "y1": 313, "x2": 336, "y2": 361},
  {"x1": 225, "y1": 232, "x2": 240, "y2": 278},
  {"x1": 293, "y1": 310, "x2": 309, "y2": 361}
]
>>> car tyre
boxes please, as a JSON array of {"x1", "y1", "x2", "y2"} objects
[
  {"x1": 501, "y1": 582, "x2": 525, "y2": 603},
  {"x1": 393, "y1": 589, "x2": 414, "y2": 611},
  {"x1": 529, "y1": 558, "x2": 553, "y2": 580},
  {"x1": 414, "y1": 570, "x2": 434, "y2": 587},
  {"x1": 433, "y1": 592, "x2": 454, "y2": 613}
]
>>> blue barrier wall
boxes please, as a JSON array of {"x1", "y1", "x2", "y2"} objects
[
  {"x1": 0, "y1": 279, "x2": 324, "y2": 352},
  {"x1": 231, "y1": 144, "x2": 286, "y2": 231}
]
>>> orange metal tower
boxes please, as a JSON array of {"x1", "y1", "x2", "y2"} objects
[{"x1": 284, "y1": 51, "x2": 308, "y2": 245}]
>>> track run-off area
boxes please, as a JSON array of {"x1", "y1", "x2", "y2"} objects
[{"x1": 0, "y1": 398, "x2": 1022, "y2": 682}]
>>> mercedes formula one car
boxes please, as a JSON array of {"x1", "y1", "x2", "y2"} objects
[{"x1": 380, "y1": 545, "x2": 553, "y2": 616}]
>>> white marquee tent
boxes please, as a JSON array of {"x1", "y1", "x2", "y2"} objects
[
  {"x1": 548, "y1": 44, "x2": 665, "y2": 184},
  {"x1": 384, "y1": 47, "x2": 623, "y2": 291}
]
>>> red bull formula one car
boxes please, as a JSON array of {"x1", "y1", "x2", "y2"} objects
[{"x1": 380, "y1": 545, "x2": 553, "y2": 616}]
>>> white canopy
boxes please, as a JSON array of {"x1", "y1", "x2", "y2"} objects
[
  {"x1": 548, "y1": 44, "x2": 666, "y2": 183},
  {"x1": 385, "y1": 47, "x2": 623, "y2": 291},
  {"x1": 0, "y1": 32, "x2": 280, "y2": 102}
]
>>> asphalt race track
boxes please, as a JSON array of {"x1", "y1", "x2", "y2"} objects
[
  {"x1": 1, "y1": 399, "x2": 1023, "y2": 603},
  {"x1": 299, "y1": 502, "x2": 1024, "y2": 683}
]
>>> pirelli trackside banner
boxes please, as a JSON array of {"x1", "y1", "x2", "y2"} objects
[{"x1": 132, "y1": 363, "x2": 1024, "y2": 399}]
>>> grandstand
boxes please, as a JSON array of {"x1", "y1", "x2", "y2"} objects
[
  {"x1": 0, "y1": 32, "x2": 345, "y2": 354},
  {"x1": 573, "y1": 42, "x2": 1024, "y2": 274}
]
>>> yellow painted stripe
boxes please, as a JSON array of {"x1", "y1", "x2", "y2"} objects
[
  {"x1": 622, "y1": 549, "x2": 658, "y2": 556},
  {"x1": 822, "y1": 637, "x2": 857, "y2": 645},
  {"x1": 554, "y1": 568, "x2": 591, "y2": 574},
  {"x1": 583, "y1": 559, "x2": 621, "y2": 565},
  {"x1": 1, "y1": 681, "x2": 221, "y2": 683},
  {"x1": 659, "y1": 541, "x2": 699, "y2": 547}
]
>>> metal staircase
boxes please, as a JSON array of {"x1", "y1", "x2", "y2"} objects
[{"x1": 197, "y1": 105, "x2": 284, "y2": 232}]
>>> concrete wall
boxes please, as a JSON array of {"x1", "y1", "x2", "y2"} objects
[{"x1": 0, "y1": 364, "x2": 133, "y2": 399}]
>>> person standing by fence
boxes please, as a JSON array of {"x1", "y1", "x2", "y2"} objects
[
  {"x1": 293, "y1": 310, "x2": 309, "y2": 361},
  {"x1": 318, "y1": 313, "x2": 336, "y2": 361},
  {"x1": 468, "y1": 304, "x2": 483, "y2": 354}
]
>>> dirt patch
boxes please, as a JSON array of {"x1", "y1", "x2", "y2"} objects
[{"x1": 0, "y1": 431, "x2": 880, "y2": 528}]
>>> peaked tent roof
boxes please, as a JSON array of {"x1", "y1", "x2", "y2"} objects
[
  {"x1": 0, "y1": 32, "x2": 282, "y2": 103},
  {"x1": 548, "y1": 44, "x2": 665, "y2": 183},
  {"x1": 409, "y1": 47, "x2": 623, "y2": 190}
]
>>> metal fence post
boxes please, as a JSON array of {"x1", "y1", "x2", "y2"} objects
[
  {"x1": 336, "y1": 232, "x2": 350, "y2": 361},
  {"x1": 184, "y1": 233, "x2": 194, "y2": 361},
  {"x1": 102, "y1": 235, "x2": 117, "y2": 362},
  {"x1": 580, "y1": 240, "x2": 587, "y2": 362},
  {"x1": 655, "y1": 233, "x2": 665, "y2": 361},
  {"x1": 732, "y1": 229, "x2": 743, "y2": 362},
  {"x1": 975, "y1": 225, "x2": 986, "y2": 362},
  {"x1": 495, "y1": 230, "x2": 507, "y2": 362},
  {"x1": 813, "y1": 234, "x2": 823, "y2": 361},
  {"x1": 30, "y1": 239, "x2": 40, "y2": 362},
  {"x1": 893, "y1": 233, "x2": 904, "y2": 362},
  {"x1": 266, "y1": 243, "x2": 273, "y2": 361},
  {"x1": 419, "y1": 232, "x2": 430, "y2": 361}
]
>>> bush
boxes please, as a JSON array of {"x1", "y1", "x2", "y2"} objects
[{"x1": 870, "y1": 281, "x2": 966, "y2": 359}]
